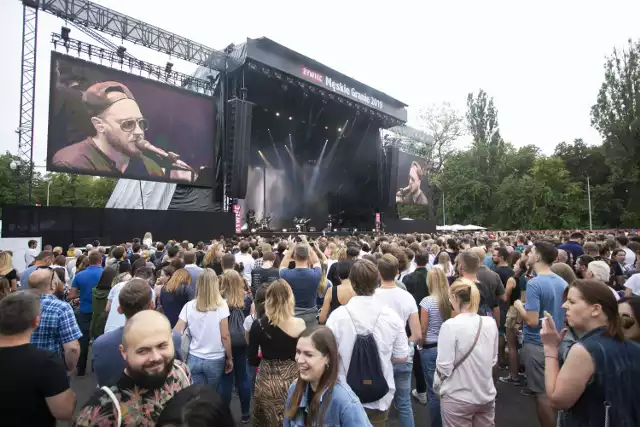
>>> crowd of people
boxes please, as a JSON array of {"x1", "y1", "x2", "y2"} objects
[{"x1": 1, "y1": 229, "x2": 640, "y2": 427}]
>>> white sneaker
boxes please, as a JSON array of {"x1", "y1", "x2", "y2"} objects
[{"x1": 411, "y1": 389, "x2": 427, "y2": 405}]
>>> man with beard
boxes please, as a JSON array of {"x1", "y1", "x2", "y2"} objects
[{"x1": 73, "y1": 310, "x2": 191, "y2": 426}]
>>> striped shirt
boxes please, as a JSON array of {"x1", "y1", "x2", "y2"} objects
[{"x1": 419, "y1": 296, "x2": 445, "y2": 344}]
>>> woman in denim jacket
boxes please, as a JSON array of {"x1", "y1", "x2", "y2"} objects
[
  {"x1": 541, "y1": 279, "x2": 640, "y2": 427},
  {"x1": 284, "y1": 326, "x2": 371, "y2": 427}
]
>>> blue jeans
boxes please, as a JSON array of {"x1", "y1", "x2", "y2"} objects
[
  {"x1": 421, "y1": 346, "x2": 442, "y2": 427},
  {"x1": 187, "y1": 354, "x2": 225, "y2": 388},
  {"x1": 393, "y1": 359, "x2": 414, "y2": 427},
  {"x1": 218, "y1": 346, "x2": 251, "y2": 417}
]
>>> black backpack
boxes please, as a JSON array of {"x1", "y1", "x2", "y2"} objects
[
  {"x1": 344, "y1": 307, "x2": 389, "y2": 404},
  {"x1": 228, "y1": 307, "x2": 246, "y2": 347}
]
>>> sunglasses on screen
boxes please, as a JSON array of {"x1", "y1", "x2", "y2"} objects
[{"x1": 119, "y1": 118, "x2": 149, "y2": 132}]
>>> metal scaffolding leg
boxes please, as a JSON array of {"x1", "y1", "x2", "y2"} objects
[{"x1": 18, "y1": 4, "x2": 39, "y2": 203}]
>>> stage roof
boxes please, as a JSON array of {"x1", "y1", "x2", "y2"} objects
[{"x1": 229, "y1": 37, "x2": 408, "y2": 123}]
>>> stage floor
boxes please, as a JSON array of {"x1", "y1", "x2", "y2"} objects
[{"x1": 238, "y1": 230, "x2": 361, "y2": 238}]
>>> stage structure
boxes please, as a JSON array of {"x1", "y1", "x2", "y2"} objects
[{"x1": 11, "y1": 0, "x2": 435, "y2": 238}]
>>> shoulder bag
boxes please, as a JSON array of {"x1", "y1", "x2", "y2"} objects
[
  {"x1": 180, "y1": 303, "x2": 192, "y2": 360},
  {"x1": 433, "y1": 316, "x2": 483, "y2": 398}
]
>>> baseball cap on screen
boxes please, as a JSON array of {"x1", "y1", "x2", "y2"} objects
[{"x1": 82, "y1": 81, "x2": 135, "y2": 116}]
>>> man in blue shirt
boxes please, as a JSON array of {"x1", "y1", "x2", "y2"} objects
[
  {"x1": 92, "y1": 278, "x2": 182, "y2": 386},
  {"x1": 68, "y1": 250, "x2": 103, "y2": 376},
  {"x1": 279, "y1": 242, "x2": 322, "y2": 326},
  {"x1": 558, "y1": 232, "x2": 584, "y2": 266},
  {"x1": 19, "y1": 251, "x2": 54, "y2": 289},
  {"x1": 513, "y1": 241, "x2": 567, "y2": 427}
]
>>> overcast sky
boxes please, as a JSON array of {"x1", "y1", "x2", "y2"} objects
[{"x1": 2, "y1": 0, "x2": 640, "y2": 167}]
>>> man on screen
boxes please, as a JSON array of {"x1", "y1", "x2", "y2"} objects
[
  {"x1": 51, "y1": 81, "x2": 195, "y2": 181},
  {"x1": 396, "y1": 160, "x2": 428, "y2": 205}
]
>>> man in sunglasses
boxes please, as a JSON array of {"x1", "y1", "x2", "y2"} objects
[{"x1": 51, "y1": 81, "x2": 192, "y2": 180}]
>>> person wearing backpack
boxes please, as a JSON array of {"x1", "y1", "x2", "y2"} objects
[
  {"x1": 326, "y1": 260, "x2": 409, "y2": 427},
  {"x1": 218, "y1": 270, "x2": 253, "y2": 424}
]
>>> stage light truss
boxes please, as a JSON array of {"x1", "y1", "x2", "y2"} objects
[
  {"x1": 18, "y1": 3, "x2": 39, "y2": 203},
  {"x1": 51, "y1": 33, "x2": 218, "y2": 95},
  {"x1": 246, "y1": 60, "x2": 404, "y2": 128},
  {"x1": 31, "y1": 0, "x2": 238, "y2": 72}
]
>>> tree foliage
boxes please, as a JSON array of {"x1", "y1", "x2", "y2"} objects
[{"x1": 0, "y1": 152, "x2": 116, "y2": 212}]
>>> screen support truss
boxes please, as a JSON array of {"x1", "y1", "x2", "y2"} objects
[
  {"x1": 18, "y1": 0, "x2": 237, "y2": 203},
  {"x1": 18, "y1": 3, "x2": 39, "y2": 203}
]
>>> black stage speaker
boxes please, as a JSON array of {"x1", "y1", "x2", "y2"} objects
[{"x1": 227, "y1": 98, "x2": 253, "y2": 199}]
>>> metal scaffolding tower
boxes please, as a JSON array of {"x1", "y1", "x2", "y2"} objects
[{"x1": 18, "y1": 2, "x2": 39, "y2": 203}]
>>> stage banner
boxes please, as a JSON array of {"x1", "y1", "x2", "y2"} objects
[
  {"x1": 47, "y1": 52, "x2": 215, "y2": 187},
  {"x1": 233, "y1": 204, "x2": 242, "y2": 233},
  {"x1": 375, "y1": 212, "x2": 381, "y2": 232}
]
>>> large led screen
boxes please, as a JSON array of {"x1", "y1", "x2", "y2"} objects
[
  {"x1": 47, "y1": 52, "x2": 215, "y2": 186},
  {"x1": 395, "y1": 151, "x2": 431, "y2": 220}
]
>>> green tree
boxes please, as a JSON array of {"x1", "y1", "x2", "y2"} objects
[{"x1": 591, "y1": 38, "x2": 640, "y2": 226}]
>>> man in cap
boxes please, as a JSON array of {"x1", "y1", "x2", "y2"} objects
[
  {"x1": 51, "y1": 81, "x2": 185, "y2": 178},
  {"x1": 396, "y1": 160, "x2": 429, "y2": 205},
  {"x1": 74, "y1": 310, "x2": 191, "y2": 426}
]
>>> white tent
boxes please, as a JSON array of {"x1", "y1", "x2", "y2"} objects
[{"x1": 436, "y1": 224, "x2": 486, "y2": 232}]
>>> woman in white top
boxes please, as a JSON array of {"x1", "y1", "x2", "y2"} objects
[
  {"x1": 174, "y1": 268, "x2": 233, "y2": 388},
  {"x1": 436, "y1": 278, "x2": 498, "y2": 427},
  {"x1": 419, "y1": 268, "x2": 452, "y2": 427}
]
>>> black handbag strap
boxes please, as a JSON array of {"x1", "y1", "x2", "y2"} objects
[{"x1": 453, "y1": 316, "x2": 483, "y2": 371}]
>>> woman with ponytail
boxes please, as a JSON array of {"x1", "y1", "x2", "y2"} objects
[
  {"x1": 418, "y1": 268, "x2": 452, "y2": 427},
  {"x1": 435, "y1": 278, "x2": 499, "y2": 427},
  {"x1": 541, "y1": 279, "x2": 640, "y2": 427}
]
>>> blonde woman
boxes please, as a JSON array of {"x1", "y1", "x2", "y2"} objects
[
  {"x1": 142, "y1": 232, "x2": 153, "y2": 247},
  {"x1": 419, "y1": 268, "x2": 453, "y2": 426},
  {"x1": 434, "y1": 252, "x2": 454, "y2": 278},
  {"x1": 436, "y1": 278, "x2": 498, "y2": 427},
  {"x1": 248, "y1": 279, "x2": 306, "y2": 426},
  {"x1": 203, "y1": 243, "x2": 224, "y2": 275},
  {"x1": 218, "y1": 270, "x2": 253, "y2": 422},
  {"x1": 0, "y1": 252, "x2": 17, "y2": 292},
  {"x1": 173, "y1": 268, "x2": 232, "y2": 388},
  {"x1": 429, "y1": 244, "x2": 440, "y2": 266},
  {"x1": 160, "y1": 268, "x2": 195, "y2": 327}
]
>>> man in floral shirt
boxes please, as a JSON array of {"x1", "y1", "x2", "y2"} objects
[{"x1": 73, "y1": 310, "x2": 191, "y2": 426}]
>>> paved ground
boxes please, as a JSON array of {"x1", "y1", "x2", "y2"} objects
[{"x1": 60, "y1": 362, "x2": 539, "y2": 426}]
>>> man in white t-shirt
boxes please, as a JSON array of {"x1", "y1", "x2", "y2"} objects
[
  {"x1": 103, "y1": 267, "x2": 155, "y2": 334},
  {"x1": 234, "y1": 241, "x2": 255, "y2": 284},
  {"x1": 327, "y1": 259, "x2": 409, "y2": 427},
  {"x1": 24, "y1": 239, "x2": 39, "y2": 268},
  {"x1": 625, "y1": 273, "x2": 640, "y2": 297},
  {"x1": 617, "y1": 235, "x2": 637, "y2": 267},
  {"x1": 374, "y1": 254, "x2": 422, "y2": 427}
]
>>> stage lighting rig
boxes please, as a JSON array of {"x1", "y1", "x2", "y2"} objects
[
  {"x1": 165, "y1": 62, "x2": 173, "y2": 74},
  {"x1": 116, "y1": 46, "x2": 127, "y2": 60}
]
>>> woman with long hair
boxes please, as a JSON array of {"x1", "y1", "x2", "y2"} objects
[
  {"x1": 218, "y1": 270, "x2": 252, "y2": 423},
  {"x1": 160, "y1": 268, "x2": 195, "y2": 327},
  {"x1": 434, "y1": 252, "x2": 454, "y2": 278},
  {"x1": 419, "y1": 268, "x2": 452, "y2": 427},
  {"x1": 248, "y1": 279, "x2": 306, "y2": 426},
  {"x1": 0, "y1": 277, "x2": 10, "y2": 301},
  {"x1": 542, "y1": 280, "x2": 640, "y2": 426},
  {"x1": 0, "y1": 252, "x2": 17, "y2": 292},
  {"x1": 436, "y1": 278, "x2": 498, "y2": 427},
  {"x1": 173, "y1": 268, "x2": 232, "y2": 389},
  {"x1": 284, "y1": 326, "x2": 370, "y2": 426},
  {"x1": 143, "y1": 232, "x2": 153, "y2": 248},
  {"x1": 154, "y1": 265, "x2": 174, "y2": 308},
  {"x1": 319, "y1": 260, "x2": 355, "y2": 324},
  {"x1": 203, "y1": 243, "x2": 225, "y2": 276}
]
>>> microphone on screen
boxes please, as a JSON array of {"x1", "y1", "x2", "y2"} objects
[{"x1": 135, "y1": 140, "x2": 194, "y2": 172}]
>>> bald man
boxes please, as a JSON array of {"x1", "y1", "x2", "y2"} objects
[
  {"x1": 74, "y1": 310, "x2": 191, "y2": 427},
  {"x1": 28, "y1": 268, "x2": 82, "y2": 373}
]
